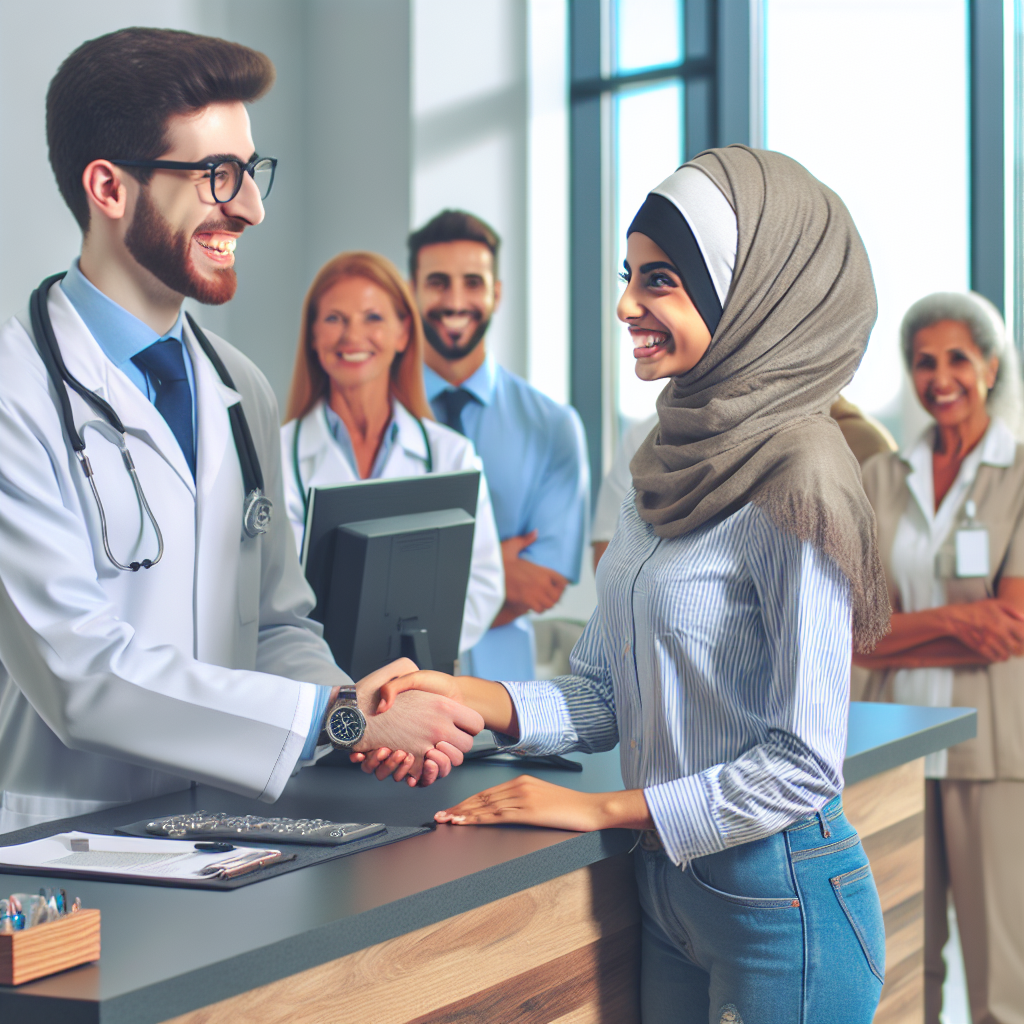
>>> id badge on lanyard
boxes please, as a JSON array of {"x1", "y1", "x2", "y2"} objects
[{"x1": 954, "y1": 500, "x2": 989, "y2": 578}]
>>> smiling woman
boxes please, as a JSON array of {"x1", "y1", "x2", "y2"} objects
[
  {"x1": 375, "y1": 146, "x2": 892, "y2": 1023},
  {"x1": 854, "y1": 292, "x2": 1024, "y2": 1020},
  {"x1": 280, "y1": 251, "x2": 504, "y2": 667}
]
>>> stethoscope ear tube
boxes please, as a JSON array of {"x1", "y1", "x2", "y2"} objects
[
  {"x1": 29, "y1": 276, "x2": 271, "y2": 571},
  {"x1": 30, "y1": 274, "x2": 82, "y2": 452},
  {"x1": 184, "y1": 313, "x2": 271, "y2": 537}
]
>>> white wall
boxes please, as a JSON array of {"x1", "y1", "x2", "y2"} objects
[
  {"x1": 0, "y1": 1, "x2": 197, "y2": 324},
  {"x1": 411, "y1": 0, "x2": 529, "y2": 378}
]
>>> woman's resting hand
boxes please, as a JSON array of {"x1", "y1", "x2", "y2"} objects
[
  {"x1": 947, "y1": 598, "x2": 1024, "y2": 662},
  {"x1": 434, "y1": 775, "x2": 653, "y2": 832}
]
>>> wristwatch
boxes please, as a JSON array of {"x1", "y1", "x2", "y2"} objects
[{"x1": 323, "y1": 688, "x2": 367, "y2": 749}]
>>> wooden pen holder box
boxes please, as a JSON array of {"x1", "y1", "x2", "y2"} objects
[{"x1": 0, "y1": 909, "x2": 100, "y2": 985}]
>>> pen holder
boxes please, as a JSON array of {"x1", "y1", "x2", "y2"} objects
[{"x1": 0, "y1": 909, "x2": 100, "y2": 985}]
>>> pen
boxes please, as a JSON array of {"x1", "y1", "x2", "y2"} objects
[
  {"x1": 219, "y1": 851, "x2": 293, "y2": 879},
  {"x1": 197, "y1": 848, "x2": 288, "y2": 878}
]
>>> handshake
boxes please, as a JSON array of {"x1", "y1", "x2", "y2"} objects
[{"x1": 344, "y1": 658, "x2": 497, "y2": 787}]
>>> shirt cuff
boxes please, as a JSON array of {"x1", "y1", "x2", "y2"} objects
[
  {"x1": 495, "y1": 680, "x2": 577, "y2": 755},
  {"x1": 644, "y1": 768, "x2": 727, "y2": 866},
  {"x1": 298, "y1": 684, "x2": 332, "y2": 762}
]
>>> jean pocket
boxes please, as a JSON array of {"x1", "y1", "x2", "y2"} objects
[
  {"x1": 831, "y1": 863, "x2": 885, "y2": 984},
  {"x1": 688, "y1": 860, "x2": 801, "y2": 910}
]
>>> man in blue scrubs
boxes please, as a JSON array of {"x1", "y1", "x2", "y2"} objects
[{"x1": 409, "y1": 210, "x2": 589, "y2": 681}]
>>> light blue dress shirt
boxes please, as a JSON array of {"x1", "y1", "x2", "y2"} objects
[
  {"x1": 424, "y1": 357, "x2": 589, "y2": 680},
  {"x1": 323, "y1": 402, "x2": 400, "y2": 479},
  {"x1": 60, "y1": 261, "x2": 329, "y2": 760},
  {"x1": 501, "y1": 496, "x2": 852, "y2": 868},
  {"x1": 59, "y1": 260, "x2": 195, "y2": 451}
]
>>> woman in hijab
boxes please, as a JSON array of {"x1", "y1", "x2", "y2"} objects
[{"x1": 365, "y1": 146, "x2": 890, "y2": 1021}]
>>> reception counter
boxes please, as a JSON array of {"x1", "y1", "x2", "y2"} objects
[{"x1": 0, "y1": 702, "x2": 975, "y2": 1024}]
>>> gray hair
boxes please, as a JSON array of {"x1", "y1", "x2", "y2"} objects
[{"x1": 900, "y1": 291, "x2": 1022, "y2": 434}]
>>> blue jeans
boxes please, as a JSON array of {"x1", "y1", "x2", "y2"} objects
[{"x1": 634, "y1": 795, "x2": 884, "y2": 1024}]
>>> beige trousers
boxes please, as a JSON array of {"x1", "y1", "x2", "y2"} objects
[{"x1": 925, "y1": 779, "x2": 1024, "y2": 1024}]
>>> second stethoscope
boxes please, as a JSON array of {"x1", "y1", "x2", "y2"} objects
[{"x1": 29, "y1": 272, "x2": 272, "y2": 572}]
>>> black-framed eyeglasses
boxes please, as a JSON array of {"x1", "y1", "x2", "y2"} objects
[{"x1": 111, "y1": 155, "x2": 277, "y2": 203}]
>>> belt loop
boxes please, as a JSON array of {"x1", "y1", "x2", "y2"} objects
[{"x1": 817, "y1": 809, "x2": 831, "y2": 839}]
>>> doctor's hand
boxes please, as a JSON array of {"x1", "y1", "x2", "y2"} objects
[
  {"x1": 493, "y1": 532, "x2": 568, "y2": 627},
  {"x1": 351, "y1": 660, "x2": 484, "y2": 786}
]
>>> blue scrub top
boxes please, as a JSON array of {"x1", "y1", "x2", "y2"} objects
[{"x1": 424, "y1": 356, "x2": 589, "y2": 681}]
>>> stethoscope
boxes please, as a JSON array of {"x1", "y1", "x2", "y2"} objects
[
  {"x1": 291, "y1": 403, "x2": 433, "y2": 527},
  {"x1": 29, "y1": 273, "x2": 272, "y2": 572}
]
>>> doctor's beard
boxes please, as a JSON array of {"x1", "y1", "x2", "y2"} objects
[
  {"x1": 125, "y1": 188, "x2": 243, "y2": 305},
  {"x1": 422, "y1": 311, "x2": 491, "y2": 362}
]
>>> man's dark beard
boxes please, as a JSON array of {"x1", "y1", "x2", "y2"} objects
[
  {"x1": 125, "y1": 188, "x2": 244, "y2": 305},
  {"x1": 422, "y1": 313, "x2": 490, "y2": 361}
]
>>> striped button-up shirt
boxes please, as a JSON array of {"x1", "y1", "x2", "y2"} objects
[{"x1": 502, "y1": 497, "x2": 852, "y2": 866}]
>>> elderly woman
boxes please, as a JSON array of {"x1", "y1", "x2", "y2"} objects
[
  {"x1": 854, "y1": 292, "x2": 1024, "y2": 1024},
  {"x1": 280, "y1": 252, "x2": 504, "y2": 725}
]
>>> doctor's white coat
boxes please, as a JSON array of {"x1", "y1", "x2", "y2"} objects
[
  {"x1": 280, "y1": 400, "x2": 504, "y2": 653},
  {"x1": 0, "y1": 286, "x2": 345, "y2": 832}
]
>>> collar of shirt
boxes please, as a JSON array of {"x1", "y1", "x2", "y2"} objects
[
  {"x1": 901, "y1": 415, "x2": 1016, "y2": 528},
  {"x1": 59, "y1": 259, "x2": 188, "y2": 399},
  {"x1": 323, "y1": 398, "x2": 399, "y2": 479},
  {"x1": 422, "y1": 354, "x2": 498, "y2": 406}
]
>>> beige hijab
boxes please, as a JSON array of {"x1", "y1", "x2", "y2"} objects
[{"x1": 630, "y1": 145, "x2": 890, "y2": 652}]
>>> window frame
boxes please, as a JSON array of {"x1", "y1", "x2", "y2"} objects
[{"x1": 568, "y1": 0, "x2": 754, "y2": 493}]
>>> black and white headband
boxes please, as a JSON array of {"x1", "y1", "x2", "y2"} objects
[{"x1": 627, "y1": 165, "x2": 737, "y2": 335}]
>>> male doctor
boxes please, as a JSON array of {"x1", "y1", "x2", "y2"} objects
[{"x1": 0, "y1": 28, "x2": 480, "y2": 833}]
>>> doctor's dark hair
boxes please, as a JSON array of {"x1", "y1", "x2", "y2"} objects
[
  {"x1": 407, "y1": 210, "x2": 501, "y2": 278},
  {"x1": 47, "y1": 28, "x2": 275, "y2": 231},
  {"x1": 285, "y1": 251, "x2": 434, "y2": 425}
]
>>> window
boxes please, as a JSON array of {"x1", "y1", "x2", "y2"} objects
[
  {"x1": 570, "y1": 0, "x2": 722, "y2": 487},
  {"x1": 765, "y1": 0, "x2": 969, "y2": 446}
]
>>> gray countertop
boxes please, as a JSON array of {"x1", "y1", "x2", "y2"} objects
[{"x1": 0, "y1": 701, "x2": 975, "y2": 1024}]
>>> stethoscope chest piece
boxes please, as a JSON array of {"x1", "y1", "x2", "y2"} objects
[{"x1": 243, "y1": 490, "x2": 273, "y2": 537}]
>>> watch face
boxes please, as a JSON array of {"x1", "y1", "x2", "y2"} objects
[{"x1": 327, "y1": 704, "x2": 365, "y2": 747}]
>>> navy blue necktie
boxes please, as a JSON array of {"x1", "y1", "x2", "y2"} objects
[
  {"x1": 435, "y1": 389, "x2": 476, "y2": 436},
  {"x1": 132, "y1": 339, "x2": 196, "y2": 478}
]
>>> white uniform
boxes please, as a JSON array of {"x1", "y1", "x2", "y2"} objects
[
  {"x1": 281, "y1": 400, "x2": 504, "y2": 653},
  {"x1": 591, "y1": 414, "x2": 658, "y2": 543},
  {"x1": 0, "y1": 286, "x2": 343, "y2": 833}
]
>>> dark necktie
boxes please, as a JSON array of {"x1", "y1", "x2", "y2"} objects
[
  {"x1": 132, "y1": 338, "x2": 196, "y2": 478},
  {"x1": 435, "y1": 389, "x2": 476, "y2": 436}
]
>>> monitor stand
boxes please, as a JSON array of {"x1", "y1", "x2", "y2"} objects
[{"x1": 398, "y1": 628, "x2": 432, "y2": 670}]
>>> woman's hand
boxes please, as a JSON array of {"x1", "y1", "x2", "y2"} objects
[
  {"x1": 348, "y1": 659, "x2": 483, "y2": 786},
  {"x1": 946, "y1": 599, "x2": 1024, "y2": 662},
  {"x1": 375, "y1": 670, "x2": 468, "y2": 712},
  {"x1": 856, "y1": 580, "x2": 1024, "y2": 670},
  {"x1": 350, "y1": 745, "x2": 464, "y2": 786},
  {"x1": 376, "y1": 670, "x2": 519, "y2": 736},
  {"x1": 434, "y1": 775, "x2": 653, "y2": 832}
]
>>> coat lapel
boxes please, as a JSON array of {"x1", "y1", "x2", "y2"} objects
[
  {"x1": 48, "y1": 286, "x2": 197, "y2": 496},
  {"x1": 301, "y1": 401, "x2": 358, "y2": 488},
  {"x1": 186, "y1": 321, "x2": 246, "y2": 667}
]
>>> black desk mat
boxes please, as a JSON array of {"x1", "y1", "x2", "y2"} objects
[{"x1": 0, "y1": 819, "x2": 433, "y2": 890}]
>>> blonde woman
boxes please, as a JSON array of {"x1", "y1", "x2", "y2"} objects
[{"x1": 281, "y1": 251, "x2": 503, "y2": 674}]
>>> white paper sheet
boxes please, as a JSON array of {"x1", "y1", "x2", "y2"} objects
[{"x1": 0, "y1": 831, "x2": 276, "y2": 881}]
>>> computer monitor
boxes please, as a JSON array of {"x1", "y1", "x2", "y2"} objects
[{"x1": 301, "y1": 471, "x2": 480, "y2": 681}]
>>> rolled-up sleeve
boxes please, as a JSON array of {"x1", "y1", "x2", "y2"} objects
[{"x1": 496, "y1": 612, "x2": 620, "y2": 754}]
